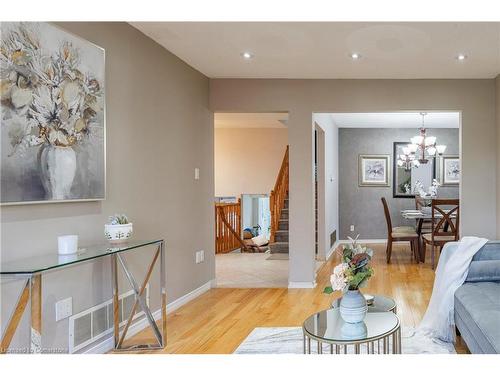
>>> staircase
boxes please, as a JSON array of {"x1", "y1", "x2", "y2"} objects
[
  {"x1": 269, "y1": 146, "x2": 289, "y2": 254},
  {"x1": 270, "y1": 194, "x2": 289, "y2": 253}
]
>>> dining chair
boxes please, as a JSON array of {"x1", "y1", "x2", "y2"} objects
[
  {"x1": 415, "y1": 196, "x2": 433, "y2": 234},
  {"x1": 381, "y1": 197, "x2": 420, "y2": 263},
  {"x1": 422, "y1": 199, "x2": 460, "y2": 270}
]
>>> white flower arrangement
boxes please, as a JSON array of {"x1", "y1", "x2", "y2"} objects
[{"x1": 324, "y1": 235, "x2": 374, "y2": 294}]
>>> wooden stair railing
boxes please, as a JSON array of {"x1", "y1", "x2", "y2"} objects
[
  {"x1": 270, "y1": 145, "x2": 289, "y2": 243},
  {"x1": 215, "y1": 199, "x2": 248, "y2": 254}
]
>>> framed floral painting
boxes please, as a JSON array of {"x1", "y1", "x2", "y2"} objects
[
  {"x1": 358, "y1": 155, "x2": 390, "y2": 187},
  {"x1": 441, "y1": 156, "x2": 460, "y2": 186},
  {"x1": 1, "y1": 22, "x2": 105, "y2": 204}
]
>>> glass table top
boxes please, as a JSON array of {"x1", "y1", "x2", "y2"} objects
[
  {"x1": 332, "y1": 294, "x2": 396, "y2": 312},
  {"x1": 0, "y1": 239, "x2": 163, "y2": 275},
  {"x1": 303, "y1": 308, "x2": 399, "y2": 342}
]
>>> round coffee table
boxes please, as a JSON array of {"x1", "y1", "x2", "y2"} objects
[
  {"x1": 302, "y1": 308, "x2": 401, "y2": 354},
  {"x1": 332, "y1": 294, "x2": 397, "y2": 313}
]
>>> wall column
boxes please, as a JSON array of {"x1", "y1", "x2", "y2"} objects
[{"x1": 288, "y1": 110, "x2": 316, "y2": 287}]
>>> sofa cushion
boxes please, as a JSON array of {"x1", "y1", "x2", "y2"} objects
[
  {"x1": 466, "y1": 260, "x2": 500, "y2": 282},
  {"x1": 455, "y1": 282, "x2": 500, "y2": 353}
]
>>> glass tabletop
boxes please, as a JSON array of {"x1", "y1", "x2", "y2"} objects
[
  {"x1": 332, "y1": 294, "x2": 396, "y2": 312},
  {"x1": 303, "y1": 308, "x2": 399, "y2": 343},
  {"x1": 0, "y1": 239, "x2": 163, "y2": 275}
]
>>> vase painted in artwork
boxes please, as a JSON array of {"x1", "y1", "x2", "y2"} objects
[
  {"x1": 38, "y1": 145, "x2": 77, "y2": 200},
  {"x1": 0, "y1": 22, "x2": 105, "y2": 204}
]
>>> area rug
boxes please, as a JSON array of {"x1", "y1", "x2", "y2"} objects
[{"x1": 234, "y1": 327, "x2": 456, "y2": 354}]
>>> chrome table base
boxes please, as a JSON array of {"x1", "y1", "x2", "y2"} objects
[{"x1": 303, "y1": 324, "x2": 402, "y2": 354}]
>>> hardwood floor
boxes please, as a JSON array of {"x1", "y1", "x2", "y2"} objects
[{"x1": 125, "y1": 242, "x2": 468, "y2": 354}]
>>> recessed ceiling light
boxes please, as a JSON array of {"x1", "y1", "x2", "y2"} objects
[
  {"x1": 350, "y1": 53, "x2": 361, "y2": 60},
  {"x1": 456, "y1": 54, "x2": 467, "y2": 61},
  {"x1": 241, "y1": 52, "x2": 253, "y2": 60}
]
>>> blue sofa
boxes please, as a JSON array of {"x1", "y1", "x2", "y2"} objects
[{"x1": 454, "y1": 241, "x2": 500, "y2": 353}]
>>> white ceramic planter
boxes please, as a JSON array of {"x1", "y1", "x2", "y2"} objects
[
  {"x1": 339, "y1": 289, "x2": 368, "y2": 323},
  {"x1": 105, "y1": 223, "x2": 133, "y2": 243}
]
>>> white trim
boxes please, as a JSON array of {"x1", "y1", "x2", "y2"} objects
[
  {"x1": 288, "y1": 281, "x2": 317, "y2": 289},
  {"x1": 81, "y1": 279, "x2": 215, "y2": 354},
  {"x1": 326, "y1": 240, "x2": 340, "y2": 260},
  {"x1": 337, "y1": 239, "x2": 388, "y2": 244}
]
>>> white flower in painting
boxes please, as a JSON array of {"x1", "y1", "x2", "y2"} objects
[{"x1": 330, "y1": 263, "x2": 349, "y2": 291}]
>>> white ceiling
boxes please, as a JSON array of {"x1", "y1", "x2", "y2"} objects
[
  {"x1": 329, "y1": 112, "x2": 460, "y2": 128},
  {"x1": 131, "y1": 22, "x2": 500, "y2": 79},
  {"x1": 215, "y1": 112, "x2": 288, "y2": 128}
]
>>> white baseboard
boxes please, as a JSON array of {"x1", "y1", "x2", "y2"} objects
[
  {"x1": 288, "y1": 281, "x2": 317, "y2": 289},
  {"x1": 82, "y1": 279, "x2": 215, "y2": 354},
  {"x1": 326, "y1": 241, "x2": 340, "y2": 260}
]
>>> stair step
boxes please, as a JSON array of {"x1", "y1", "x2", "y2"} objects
[
  {"x1": 278, "y1": 220, "x2": 288, "y2": 230},
  {"x1": 275, "y1": 230, "x2": 289, "y2": 242},
  {"x1": 269, "y1": 241, "x2": 289, "y2": 254}
]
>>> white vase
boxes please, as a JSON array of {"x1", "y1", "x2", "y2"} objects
[
  {"x1": 339, "y1": 289, "x2": 368, "y2": 323},
  {"x1": 38, "y1": 145, "x2": 76, "y2": 200},
  {"x1": 105, "y1": 223, "x2": 133, "y2": 243}
]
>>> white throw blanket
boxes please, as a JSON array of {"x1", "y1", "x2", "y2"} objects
[{"x1": 418, "y1": 236, "x2": 488, "y2": 342}]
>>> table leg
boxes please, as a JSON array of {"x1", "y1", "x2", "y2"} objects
[
  {"x1": 318, "y1": 341, "x2": 322, "y2": 354},
  {"x1": 307, "y1": 336, "x2": 311, "y2": 354},
  {"x1": 397, "y1": 327, "x2": 402, "y2": 354},
  {"x1": 355, "y1": 344, "x2": 360, "y2": 354},
  {"x1": 30, "y1": 275, "x2": 42, "y2": 354},
  {"x1": 111, "y1": 254, "x2": 119, "y2": 348},
  {"x1": 417, "y1": 219, "x2": 426, "y2": 263},
  {"x1": 0, "y1": 278, "x2": 30, "y2": 354},
  {"x1": 160, "y1": 241, "x2": 167, "y2": 347},
  {"x1": 303, "y1": 334, "x2": 306, "y2": 354}
]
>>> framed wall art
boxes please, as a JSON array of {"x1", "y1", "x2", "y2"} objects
[{"x1": 1, "y1": 22, "x2": 105, "y2": 205}]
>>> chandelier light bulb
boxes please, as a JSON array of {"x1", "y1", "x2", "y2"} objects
[
  {"x1": 436, "y1": 144, "x2": 447, "y2": 155},
  {"x1": 427, "y1": 147, "x2": 437, "y2": 156},
  {"x1": 425, "y1": 136, "x2": 436, "y2": 147},
  {"x1": 408, "y1": 143, "x2": 418, "y2": 153}
]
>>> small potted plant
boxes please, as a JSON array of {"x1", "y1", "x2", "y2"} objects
[
  {"x1": 105, "y1": 214, "x2": 133, "y2": 243},
  {"x1": 324, "y1": 235, "x2": 374, "y2": 323}
]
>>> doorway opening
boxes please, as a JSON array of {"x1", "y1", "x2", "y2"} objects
[
  {"x1": 214, "y1": 112, "x2": 289, "y2": 287},
  {"x1": 313, "y1": 111, "x2": 461, "y2": 269}
]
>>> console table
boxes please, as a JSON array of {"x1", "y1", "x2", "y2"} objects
[{"x1": 0, "y1": 239, "x2": 166, "y2": 354}]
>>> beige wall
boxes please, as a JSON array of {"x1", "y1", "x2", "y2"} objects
[
  {"x1": 215, "y1": 128, "x2": 288, "y2": 197},
  {"x1": 1, "y1": 22, "x2": 214, "y2": 352},
  {"x1": 210, "y1": 79, "x2": 497, "y2": 286},
  {"x1": 497, "y1": 75, "x2": 500, "y2": 237}
]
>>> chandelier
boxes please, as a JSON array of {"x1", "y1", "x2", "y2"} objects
[
  {"x1": 406, "y1": 113, "x2": 446, "y2": 164},
  {"x1": 397, "y1": 146, "x2": 420, "y2": 171}
]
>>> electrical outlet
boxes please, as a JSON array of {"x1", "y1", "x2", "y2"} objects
[
  {"x1": 350, "y1": 225, "x2": 355, "y2": 232},
  {"x1": 56, "y1": 297, "x2": 73, "y2": 322}
]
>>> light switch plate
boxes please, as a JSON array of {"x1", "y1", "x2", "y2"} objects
[
  {"x1": 194, "y1": 168, "x2": 200, "y2": 180},
  {"x1": 56, "y1": 297, "x2": 73, "y2": 321},
  {"x1": 350, "y1": 225, "x2": 355, "y2": 232}
]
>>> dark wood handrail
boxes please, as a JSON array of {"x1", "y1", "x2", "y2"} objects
[
  {"x1": 215, "y1": 199, "x2": 248, "y2": 254},
  {"x1": 270, "y1": 146, "x2": 289, "y2": 243}
]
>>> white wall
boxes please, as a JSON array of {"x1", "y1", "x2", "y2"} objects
[
  {"x1": 215, "y1": 127, "x2": 288, "y2": 197},
  {"x1": 313, "y1": 114, "x2": 339, "y2": 260}
]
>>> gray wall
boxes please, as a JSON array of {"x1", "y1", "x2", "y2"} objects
[
  {"x1": 338, "y1": 128, "x2": 459, "y2": 239},
  {"x1": 210, "y1": 79, "x2": 497, "y2": 286},
  {"x1": 1, "y1": 23, "x2": 214, "y2": 352}
]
